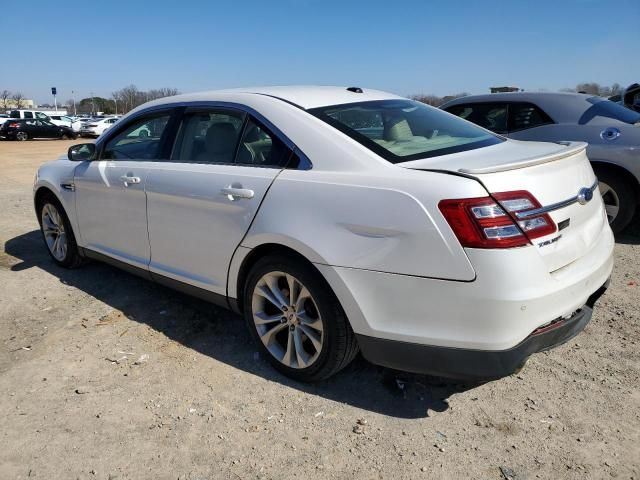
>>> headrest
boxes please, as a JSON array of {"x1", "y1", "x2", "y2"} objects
[
  {"x1": 205, "y1": 122, "x2": 237, "y2": 153},
  {"x1": 384, "y1": 117, "x2": 413, "y2": 141}
]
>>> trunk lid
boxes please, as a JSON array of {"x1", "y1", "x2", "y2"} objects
[{"x1": 399, "y1": 140, "x2": 607, "y2": 273}]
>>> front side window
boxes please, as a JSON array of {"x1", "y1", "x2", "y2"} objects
[
  {"x1": 36, "y1": 112, "x2": 48, "y2": 120},
  {"x1": 445, "y1": 103, "x2": 508, "y2": 133},
  {"x1": 102, "y1": 114, "x2": 171, "y2": 160},
  {"x1": 172, "y1": 110, "x2": 245, "y2": 164},
  {"x1": 311, "y1": 100, "x2": 503, "y2": 163},
  {"x1": 509, "y1": 102, "x2": 554, "y2": 131}
]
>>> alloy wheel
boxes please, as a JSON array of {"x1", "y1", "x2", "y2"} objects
[
  {"x1": 16, "y1": 132, "x2": 28, "y2": 141},
  {"x1": 41, "y1": 203, "x2": 67, "y2": 261},
  {"x1": 252, "y1": 271, "x2": 324, "y2": 369},
  {"x1": 599, "y1": 181, "x2": 620, "y2": 224}
]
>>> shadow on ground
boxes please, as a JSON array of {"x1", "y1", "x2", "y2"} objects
[{"x1": 4, "y1": 230, "x2": 483, "y2": 419}]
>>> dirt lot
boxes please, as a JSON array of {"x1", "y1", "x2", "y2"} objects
[{"x1": 0, "y1": 139, "x2": 638, "y2": 480}]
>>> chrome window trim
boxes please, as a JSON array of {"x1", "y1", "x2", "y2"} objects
[
  {"x1": 515, "y1": 180, "x2": 599, "y2": 219},
  {"x1": 96, "y1": 101, "x2": 311, "y2": 169}
]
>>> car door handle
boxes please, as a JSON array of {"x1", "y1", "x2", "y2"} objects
[
  {"x1": 221, "y1": 186, "x2": 254, "y2": 200},
  {"x1": 120, "y1": 175, "x2": 141, "y2": 187}
]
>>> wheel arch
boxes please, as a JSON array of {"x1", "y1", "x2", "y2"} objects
[
  {"x1": 591, "y1": 160, "x2": 640, "y2": 203},
  {"x1": 34, "y1": 185, "x2": 61, "y2": 217},
  {"x1": 33, "y1": 184, "x2": 81, "y2": 243},
  {"x1": 231, "y1": 242, "x2": 326, "y2": 315}
]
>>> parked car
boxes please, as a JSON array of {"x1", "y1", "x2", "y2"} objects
[
  {"x1": 1, "y1": 118, "x2": 77, "y2": 140},
  {"x1": 49, "y1": 115, "x2": 83, "y2": 132},
  {"x1": 0, "y1": 113, "x2": 8, "y2": 126},
  {"x1": 33, "y1": 86, "x2": 613, "y2": 382},
  {"x1": 622, "y1": 83, "x2": 640, "y2": 113},
  {"x1": 79, "y1": 117, "x2": 119, "y2": 137},
  {"x1": 441, "y1": 93, "x2": 640, "y2": 233}
]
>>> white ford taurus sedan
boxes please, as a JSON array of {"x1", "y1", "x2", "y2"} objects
[{"x1": 33, "y1": 86, "x2": 614, "y2": 382}]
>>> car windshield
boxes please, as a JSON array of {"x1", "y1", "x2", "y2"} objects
[
  {"x1": 579, "y1": 97, "x2": 640, "y2": 125},
  {"x1": 309, "y1": 100, "x2": 503, "y2": 163}
]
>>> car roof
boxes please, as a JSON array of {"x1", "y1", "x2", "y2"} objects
[
  {"x1": 442, "y1": 91, "x2": 597, "y2": 105},
  {"x1": 143, "y1": 86, "x2": 403, "y2": 110}
]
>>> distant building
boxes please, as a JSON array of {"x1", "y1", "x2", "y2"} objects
[
  {"x1": 3, "y1": 98, "x2": 35, "y2": 110},
  {"x1": 490, "y1": 86, "x2": 521, "y2": 93}
]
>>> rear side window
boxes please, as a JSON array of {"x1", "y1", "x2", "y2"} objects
[
  {"x1": 172, "y1": 110, "x2": 245, "y2": 164},
  {"x1": 311, "y1": 100, "x2": 503, "y2": 163},
  {"x1": 24, "y1": 112, "x2": 34, "y2": 119},
  {"x1": 509, "y1": 102, "x2": 554, "y2": 131},
  {"x1": 102, "y1": 114, "x2": 171, "y2": 160},
  {"x1": 445, "y1": 103, "x2": 508, "y2": 133},
  {"x1": 235, "y1": 117, "x2": 290, "y2": 168}
]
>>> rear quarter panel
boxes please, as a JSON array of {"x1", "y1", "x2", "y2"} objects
[{"x1": 240, "y1": 168, "x2": 488, "y2": 283}]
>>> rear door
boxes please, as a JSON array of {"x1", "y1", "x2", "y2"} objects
[
  {"x1": 145, "y1": 107, "x2": 291, "y2": 295},
  {"x1": 74, "y1": 111, "x2": 175, "y2": 268}
]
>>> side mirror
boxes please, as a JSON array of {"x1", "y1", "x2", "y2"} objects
[{"x1": 68, "y1": 143, "x2": 96, "y2": 161}]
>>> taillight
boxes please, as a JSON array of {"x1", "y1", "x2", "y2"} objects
[
  {"x1": 439, "y1": 191, "x2": 556, "y2": 249},
  {"x1": 8, "y1": 122, "x2": 20, "y2": 128}
]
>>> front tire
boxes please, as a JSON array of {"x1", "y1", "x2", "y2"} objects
[
  {"x1": 38, "y1": 195, "x2": 84, "y2": 268},
  {"x1": 595, "y1": 168, "x2": 637, "y2": 234},
  {"x1": 243, "y1": 255, "x2": 358, "y2": 382}
]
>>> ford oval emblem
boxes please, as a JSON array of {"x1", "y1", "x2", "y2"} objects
[{"x1": 577, "y1": 187, "x2": 593, "y2": 205}]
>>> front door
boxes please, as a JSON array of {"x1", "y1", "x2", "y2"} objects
[
  {"x1": 74, "y1": 112, "x2": 174, "y2": 269},
  {"x1": 37, "y1": 120, "x2": 61, "y2": 138},
  {"x1": 145, "y1": 108, "x2": 291, "y2": 295}
]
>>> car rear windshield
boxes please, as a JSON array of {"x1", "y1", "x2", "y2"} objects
[
  {"x1": 579, "y1": 97, "x2": 640, "y2": 125},
  {"x1": 309, "y1": 100, "x2": 503, "y2": 163}
]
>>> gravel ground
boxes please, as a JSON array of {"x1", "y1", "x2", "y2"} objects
[{"x1": 1, "y1": 139, "x2": 638, "y2": 480}]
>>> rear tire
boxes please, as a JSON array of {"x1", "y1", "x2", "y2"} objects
[
  {"x1": 37, "y1": 194, "x2": 84, "y2": 268},
  {"x1": 16, "y1": 131, "x2": 29, "y2": 141},
  {"x1": 595, "y1": 168, "x2": 636, "y2": 234},
  {"x1": 243, "y1": 255, "x2": 359, "y2": 382}
]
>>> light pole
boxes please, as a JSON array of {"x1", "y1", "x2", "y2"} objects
[
  {"x1": 52, "y1": 87, "x2": 57, "y2": 112},
  {"x1": 72, "y1": 90, "x2": 77, "y2": 116},
  {"x1": 113, "y1": 97, "x2": 118, "y2": 116},
  {"x1": 90, "y1": 92, "x2": 96, "y2": 115}
]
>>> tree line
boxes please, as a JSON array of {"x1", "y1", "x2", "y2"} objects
[
  {"x1": 2, "y1": 82, "x2": 630, "y2": 114},
  {"x1": 1, "y1": 90, "x2": 28, "y2": 110},
  {"x1": 67, "y1": 85, "x2": 180, "y2": 115}
]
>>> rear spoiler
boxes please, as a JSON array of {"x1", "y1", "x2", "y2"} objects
[{"x1": 458, "y1": 141, "x2": 587, "y2": 175}]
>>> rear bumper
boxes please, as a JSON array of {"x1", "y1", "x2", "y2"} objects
[
  {"x1": 316, "y1": 220, "x2": 614, "y2": 352},
  {"x1": 357, "y1": 280, "x2": 608, "y2": 381}
]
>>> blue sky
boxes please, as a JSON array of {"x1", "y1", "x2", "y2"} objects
[{"x1": 4, "y1": 0, "x2": 638, "y2": 104}]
